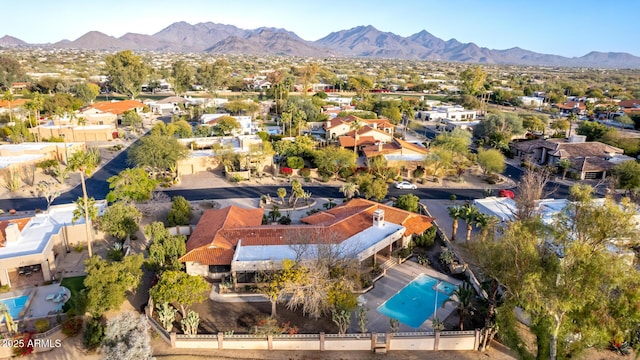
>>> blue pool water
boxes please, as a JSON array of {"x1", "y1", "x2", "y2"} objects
[
  {"x1": 1, "y1": 295, "x2": 29, "y2": 320},
  {"x1": 377, "y1": 274, "x2": 457, "y2": 328}
]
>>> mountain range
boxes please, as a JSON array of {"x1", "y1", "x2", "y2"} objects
[{"x1": 2, "y1": 22, "x2": 640, "y2": 68}]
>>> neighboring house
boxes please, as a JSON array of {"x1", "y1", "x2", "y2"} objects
[
  {"x1": 176, "y1": 135, "x2": 270, "y2": 175},
  {"x1": 80, "y1": 100, "x2": 146, "y2": 126},
  {"x1": 519, "y1": 96, "x2": 545, "y2": 108},
  {"x1": 509, "y1": 136, "x2": 633, "y2": 180},
  {"x1": 10, "y1": 82, "x2": 30, "y2": 93},
  {"x1": 416, "y1": 105, "x2": 476, "y2": 122},
  {"x1": 619, "y1": 99, "x2": 640, "y2": 117},
  {"x1": 145, "y1": 96, "x2": 187, "y2": 115},
  {"x1": 362, "y1": 138, "x2": 429, "y2": 161},
  {"x1": 324, "y1": 115, "x2": 394, "y2": 140},
  {"x1": 552, "y1": 101, "x2": 586, "y2": 116},
  {"x1": 0, "y1": 202, "x2": 105, "y2": 288},
  {"x1": 325, "y1": 97, "x2": 353, "y2": 106},
  {"x1": 180, "y1": 199, "x2": 433, "y2": 284},
  {"x1": 0, "y1": 99, "x2": 27, "y2": 116},
  {"x1": 442, "y1": 119, "x2": 480, "y2": 132},
  {"x1": 338, "y1": 125, "x2": 394, "y2": 150},
  {"x1": 201, "y1": 114, "x2": 256, "y2": 135},
  {"x1": 0, "y1": 142, "x2": 85, "y2": 168},
  {"x1": 473, "y1": 196, "x2": 636, "y2": 264},
  {"x1": 29, "y1": 122, "x2": 117, "y2": 142}
]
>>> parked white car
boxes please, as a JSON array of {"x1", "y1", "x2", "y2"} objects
[{"x1": 395, "y1": 181, "x2": 417, "y2": 190}]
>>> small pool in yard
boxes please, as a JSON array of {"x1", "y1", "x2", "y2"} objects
[
  {"x1": 377, "y1": 274, "x2": 457, "y2": 328},
  {"x1": 1, "y1": 295, "x2": 29, "y2": 320}
]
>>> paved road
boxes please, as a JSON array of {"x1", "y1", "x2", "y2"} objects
[{"x1": 1, "y1": 139, "x2": 576, "y2": 212}]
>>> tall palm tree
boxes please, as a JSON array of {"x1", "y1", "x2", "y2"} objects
[
  {"x1": 446, "y1": 282, "x2": 476, "y2": 331},
  {"x1": 461, "y1": 204, "x2": 479, "y2": 242},
  {"x1": 447, "y1": 205, "x2": 464, "y2": 241},
  {"x1": 2, "y1": 90, "x2": 14, "y2": 123},
  {"x1": 349, "y1": 117, "x2": 363, "y2": 155},
  {"x1": 340, "y1": 182, "x2": 359, "y2": 200},
  {"x1": 400, "y1": 100, "x2": 414, "y2": 138},
  {"x1": 68, "y1": 149, "x2": 100, "y2": 257},
  {"x1": 566, "y1": 113, "x2": 577, "y2": 137},
  {"x1": 473, "y1": 212, "x2": 498, "y2": 242}
]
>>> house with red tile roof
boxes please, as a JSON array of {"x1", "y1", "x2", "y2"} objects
[
  {"x1": 552, "y1": 101, "x2": 587, "y2": 115},
  {"x1": 79, "y1": 100, "x2": 146, "y2": 126},
  {"x1": 180, "y1": 199, "x2": 433, "y2": 285},
  {"x1": 324, "y1": 115, "x2": 394, "y2": 140},
  {"x1": 361, "y1": 138, "x2": 429, "y2": 170},
  {"x1": 338, "y1": 125, "x2": 394, "y2": 150}
]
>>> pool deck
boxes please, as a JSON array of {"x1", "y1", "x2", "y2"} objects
[
  {"x1": 0, "y1": 284, "x2": 70, "y2": 320},
  {"x1": 351, "y1": 261, "x2": 463, "y2": 333}
]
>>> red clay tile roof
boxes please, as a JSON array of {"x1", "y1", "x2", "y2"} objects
[
  {"x1": 554, "y1": 101, "x2": 586, "y2": 110},
  {"x1": 361, "y1": 138, "x2": 429, "y2": 158},
  {"x1": 184, "y1": 206, "x2": 264, "y2": 252},
  {"x1": 181, "y1": 199, "x2": 434, "y2": 267},
  {"x1": 326, "y1": 115, "x2": 394, "y2": 131},
  {"x1": 338, "y1": 135, "x2": 376, "y2": 147},
  {"x1": 86, "y1": 100, "x2": 145, "y2": 115},
  {"x1": 179, "y1": 247, "x2": 235, "y2": 265},
  {"x1": 0, "y1": 99, "x2": 27, "y2": 109},
  {"x1": 0, "y1": 217, "x2": 31, "y2": 247},
  {"x1": 618, "y1": 99, "x2": 640, "y2": 108}
]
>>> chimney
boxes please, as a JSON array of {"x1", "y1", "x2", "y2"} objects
[
  {"x1": 5, "y1": 222, "x2": 21, "y2": 243},
  {"x1": 373, "y1": 209, "x2": 385, "y2": 228},
  {"x1": 325, "y1": 120, "x2": 331, "y2": 129},
  {"x1": 377, "y1": 142, "x2": 383, "y2": 152}
]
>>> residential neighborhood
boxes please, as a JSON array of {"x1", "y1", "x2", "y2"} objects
[{"x1": 1, "y1": 8, "x2": 640, "y2": 360}]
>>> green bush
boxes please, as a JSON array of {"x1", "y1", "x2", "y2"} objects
[
  {"x1": 299, "y1": 168, "x2": 311, "y2": 177},
  {"x1": 62, "y1": 317, "x2": 83, "y2": 337},
  {"x1": 168, "y1": 196, "x2": 192, "y2": 226},
  {"x1": 35, "y1": 319, "x2": 50, "y2": 333},
  {"x1": 414, "y1": 227, "x2": 436, "y2": 248},
  {"x1": 286, "y1": 156, "x2": 304, "y2": 169},
  {"x1": 36, "y1": 159, "x2": 58, "y2": 170},
  {"x1": 278, "y1": 216, "x2": 292, "y2": 225},
  {"x1": 339, "y1": 167, "x2": 355, "y2": 179},
  {"x1": 413, "y1": 168, "x2": 424, "y2": 178},
  {"x1": 83, "y1": 318, "x2": 104, "y2": 351}
]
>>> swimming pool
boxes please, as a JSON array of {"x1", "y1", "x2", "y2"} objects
[
  {"x1": 0, "y1": 295, "x2": 29, "y2": 320},
  {"x1": 377, "y1": 274, "x2": 457, "y2": 328}
]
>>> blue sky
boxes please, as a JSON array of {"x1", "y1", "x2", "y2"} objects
[{"x1": 4, "y1": 0, "x2": 639, "y2": 57}]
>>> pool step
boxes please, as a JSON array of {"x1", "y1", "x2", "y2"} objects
[{"x1": 379, "y1": 257, "x2": 397, "y2": 271}]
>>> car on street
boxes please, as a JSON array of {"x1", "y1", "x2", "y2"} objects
[{"x1": 395, "y1": 181, "x2": 417, "y2": 190}]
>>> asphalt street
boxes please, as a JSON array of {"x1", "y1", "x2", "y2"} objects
[{"x1": 0, "y1": 138, "x2": 573, "y2": 211}]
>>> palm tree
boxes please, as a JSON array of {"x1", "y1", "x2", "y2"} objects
[
  {"x1": 340, "y1": 182, "x2": 359, "y2": 199},
  {"x1": 566, "y1": 113, "x2": 577, "y2": 137},
  {"x1": 349, "y1": 117, "x2": 363, "y2": 155},
  {"x1": 2, "y1": 90, "x2": 14, "y2": 123},
  {"x1": 400, "y1": 100, "x2": 414, "y2": 138},
  {"x1": 461, "y1": 204, "x2": 479, "y2": 242},
  {"x1": 67, "y1": 149, "x2": 100, "y2": 257},
  {"x1": 446, "y1": 282, "x2": 476, "y2": 331},
  {"x1": 557, "y1": 159, "x2": 571, "y2": 180},
  {"x1": 473, "y1": 212, "x2": 497, "y2": 242},
  {"x1": 447, "y1": 205, "x2": 464, "y2": 241}
]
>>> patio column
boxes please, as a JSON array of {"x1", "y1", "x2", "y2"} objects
[{"x1": 0, "y1": 268, "x2": 10, "y2": 288}]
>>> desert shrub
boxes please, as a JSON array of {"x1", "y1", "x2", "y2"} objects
[
  {"x1": 35, "y1": 319, "x2": 50, "y2": 333},
  {"x1": 167, "y1": 196, "x2": 192, "y2": 226},
  {"x1": 286, "y1": 156, "x2": 304, "y2": 169},
  {"x1": 414, "y1": 226, "x2": 437, "y2": 248},
  {"x1": 413, "y1": 168, "x2": 424, "y2": 178},
  {"x1": 83, "y1": 318, "x2": 105, "y2": 351},
  {"x1": 339, "y1": 167, "x2": 355, "y2": 179},
  {"x1": 278, "y1": 216, "x2": 292, "y2": 225},
  {"x1": 299, "y1": 168, "x2": 311, "y2": 177},
  {"x1": 62, "y1": 317, "x2": 83, "y2": 337}
]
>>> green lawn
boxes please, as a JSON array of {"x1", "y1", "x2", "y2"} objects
[{"x1": 60, "y1": 276, "x2": 86, "y2": 313}]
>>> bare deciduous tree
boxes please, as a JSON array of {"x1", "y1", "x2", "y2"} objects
[{"x1": 514, "y1": 168, "x2": 555, "y2": 221}]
